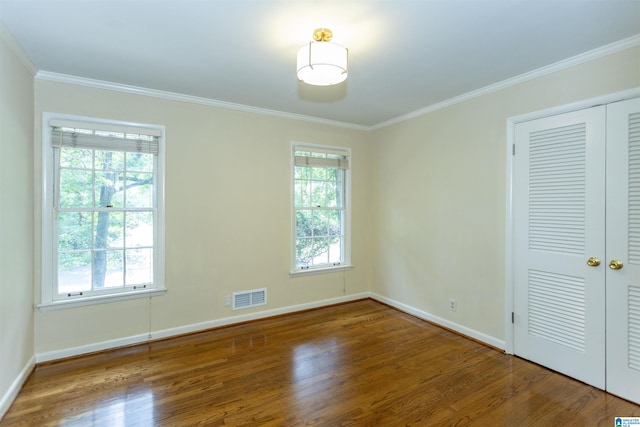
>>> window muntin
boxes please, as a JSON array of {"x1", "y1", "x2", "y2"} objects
[
  {"x1": 42, "y1": 115, "x2": 165, "y2": 307},
  {"x1": 293, "y1": 145, "x2": 350, "y2": 271}
]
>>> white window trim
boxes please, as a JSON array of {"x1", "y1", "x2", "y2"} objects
[
  {"x1": 39, "y1": 112, "x2": 166, "y2": 310},
  {"x1": 289, "y1": 264, "x2": 354, "y2": 278},
  {"x1": 290, "y1": 141, "x2": 352, "y2": 275}
]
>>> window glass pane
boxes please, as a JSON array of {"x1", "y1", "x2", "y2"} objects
[
  {"x1": 329, "y1": 236, "x2": 342, "y2": 263},
  {"x1": 126, "y1": 212, "x2": 154, "y2": 247},
  {"x1": 125, "y1": 172, "x2": 153, "y2": 208},
  {"x1": 127, "y1": 152, "x2": 153, "y2": 173},
  {"x1": 297, "y1": 236, "x2": 331, "y2": 267},
  {"x1": 295, "y1": 166, "x2": 310, "y2": 180},
  {"x1": 96, "y1": 150, "x2": 124, "y2": 172},
  {"x1": 95, "y1": 130, "x2": 124, "y2": 139},
  {"x1": 58, "y1": 251, "x2": 92, "y2": 294},
  {"x1": 110, "y1": 188, "x2": 124, "y2": 208},
  {"x1": 311, "y1": 181, "x2": 326, "y2": 207},
  {"x1": 296, "y1": 237, "x2": 313, "y2": 266},
  {"x1": 59, "y1": 169, "x2": 93, "y2": 208},
  {"x1": 93, "y1": 212, "x2": 123, "y2": 249},
  {"x1": 310, "y1": 238, "x2": 329, "y2": 265},
  {"x1": 60, "y1": 147, "x2": 92, "y2": 169},
  {"x1": 58, "y1": 212, "x2": 92, "y2": 251},
  {"x1": 295, "y1": 179, "x2": 311, "y2": 207},
  {"x1": 326, "y1": 180, "x2": 339, "y2": 207},
  {"x1": 61, "y1": 127, "x2": 92, "y2": 134},
  {"x1": 311, "y1": 167, "x2": 326, "y2": 180},
  {"x1": 126, "y1": 248, "x2": 153, "y2": 285},
  {"x1": 313, "y1": 210, "x2": 329, "y2": 237},
  {"x1": 296, "y1": 210, "x2": 313, "y2": 237},
  {"x1": 298, "y1": 237, "x2": 327, "y2": 266},
  {"x1": 94, "y1": 152, "x2": 124, "y2": 209},
  {"x1": 93, "y1": 250, "x2": 124, "y2": 289},
  {"x1": 334, "y1": 169, "x2": 344, "y2": 208},
  {"x1": 328, "y1": 210, "x2": 342, "y2": 236},
  {"x1": 95, "y1": 172, "x2": 123, "y2": 208}
]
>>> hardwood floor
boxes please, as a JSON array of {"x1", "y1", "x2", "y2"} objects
[{"x1": 2, "y1": 299, "x2": 639, "y2": 426}]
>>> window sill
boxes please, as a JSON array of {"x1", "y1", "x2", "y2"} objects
[
  {"x1": 289, "y1": 264, "x2": 353, "y2": 277},
  {"x1": 37, "y1": 288, "x2": 167, "y2": 311}
]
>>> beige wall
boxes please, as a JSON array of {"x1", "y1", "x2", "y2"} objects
[
  {"x1": 0, "y1": 29, "x2": 35, "y2": 413},
  {"x1": 34, "y1": 81, "x2": 372, "y2": 354},
  {"x1": 370, "y1": 46, "x2": 640, "y2": 343},
  {"x1": 15, "y1": 32, "x2": 640, "y2": 361}
]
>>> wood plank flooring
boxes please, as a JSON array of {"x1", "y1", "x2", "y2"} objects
[{"x1": 2, "y1": 299, "x2": 639, "y2": 426}]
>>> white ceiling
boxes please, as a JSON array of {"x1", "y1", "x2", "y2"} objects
[{"x1": 1, "y1": 0, "x2": 639, "y2": 128}]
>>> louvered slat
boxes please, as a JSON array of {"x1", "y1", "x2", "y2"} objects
[
  {"x1": 630, "y1": 285, "x2": 640, "y2": 371},
  {"x1": 528, "y1": 270, "x2": 586, "y2": 352},
  {"x1": 529, "y1": 123, "x2": 586, "y2": 255},
  {"x1": 629, "y1": 113, "x2": 640, "y2": 264}
]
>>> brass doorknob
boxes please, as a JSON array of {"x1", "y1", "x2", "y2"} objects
[
  {"x1": 609, "y1": 259, "x2": 623, "y2": 270},
  {"x1": 587, "y1": 257, "x2": 600, "y2": 267}
]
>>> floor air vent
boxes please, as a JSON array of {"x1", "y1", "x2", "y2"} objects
[{"x1": 233, "y1": 288, "x2": 267, "y2": 311}]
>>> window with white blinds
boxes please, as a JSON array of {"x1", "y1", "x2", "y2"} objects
[
  {"x1": 292, "y1": 143, "x2": 351, "y2": 273},
  {"x1": 40, "y1": 114, "x2": 166, "y2": 309}
]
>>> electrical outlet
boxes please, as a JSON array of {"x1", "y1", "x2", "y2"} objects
[
  {"x1": 449, "y1": 298, "x2": 457, "y2": 312},
  {"x1": 224, "y1": 295, "x2": 231, "y2": 307}
]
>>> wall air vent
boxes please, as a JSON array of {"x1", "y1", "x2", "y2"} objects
[{"x1": 233, "y1": 288, "x2": 267, "y2": 311}]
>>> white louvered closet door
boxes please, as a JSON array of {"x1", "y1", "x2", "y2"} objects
[
  {"x1": 513, "y1": 106, "x2": 607, "y2": 389},
  {"x1": 605, "y1": 97, "x2": 640, "y2": 404}
]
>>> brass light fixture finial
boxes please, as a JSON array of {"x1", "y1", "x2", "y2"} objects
[{"x1": 313, "y1": 28, "x2": 333, "y2": 42}]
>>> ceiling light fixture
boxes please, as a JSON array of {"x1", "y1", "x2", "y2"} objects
[{"x1": 296, "y1": 28, "x2": 348, "y2": 86}]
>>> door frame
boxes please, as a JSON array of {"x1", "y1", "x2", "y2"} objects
[{"x1": 504, "y1": 87, "x2": 640, "y2": 354}]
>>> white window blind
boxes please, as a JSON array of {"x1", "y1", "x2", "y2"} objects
[
  {"x1": 51, "y1": 126, "x2": 159, "y2": 155},
  {"x1": 294, "y1": 156, "x2": 349, "y2": 169},
  {"x1": 294, "y1": 146, "x2": 349, "y2": 170}
]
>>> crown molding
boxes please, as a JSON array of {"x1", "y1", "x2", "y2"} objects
[
  {"x1": 32, "y1": 34, "x2": 640, "y2": 132},
  {"x1": 34, "y1": 71, "x2": 369, "y2": 131},
  {"x1": 371, "y1": 34, "x2": 640, "y2": 130},
  {"x1": 0, "y1": 20, "x2": 37, "y2": 76}
]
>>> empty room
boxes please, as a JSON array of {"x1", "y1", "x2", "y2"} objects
[{"x1": 1, "y1": 0, "x2": 640, "y2": 425}]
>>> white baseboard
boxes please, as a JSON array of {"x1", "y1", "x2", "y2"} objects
[
  {"x1": 370, "y1": 293, "x2": 505, "y2": 351},
  {"x1": 0, "y1": 355, "x2": 35, "y2": 421},
  {"x1": 36, "y1": 333, "x2": 152, "y2": 364},
  {"x1": 36, "y1": 292, "x2": 371, "y2": 363},
  {"x1": 35, "y1": 291, "x2": 504, "y2": 364}
]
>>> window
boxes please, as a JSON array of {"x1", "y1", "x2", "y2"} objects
[
  {"x1": 292, "y1": 143, "x2": 350, "y2": 273},
  {"x1": 40, "y1": 114, "x2": 165, "y2": 309}
]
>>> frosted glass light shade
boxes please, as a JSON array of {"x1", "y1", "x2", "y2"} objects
[{"x1": 296, "y1": 41, "x2": 348, "y2": 86}]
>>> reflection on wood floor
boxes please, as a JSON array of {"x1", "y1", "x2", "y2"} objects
[{"x1": 2, "y1": 299, "x2": 639, "y2": 426}]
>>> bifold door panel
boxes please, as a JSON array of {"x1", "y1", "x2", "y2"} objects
[
  {"x1": 513, "y1": 106, "x2": 606, "y2": 389},
  {"x1": 604, "y1": 98, "x2": 640, "y2": 403},
  {"x1": 513, "y1": 97, "x2": 640, "y2": 404}
]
